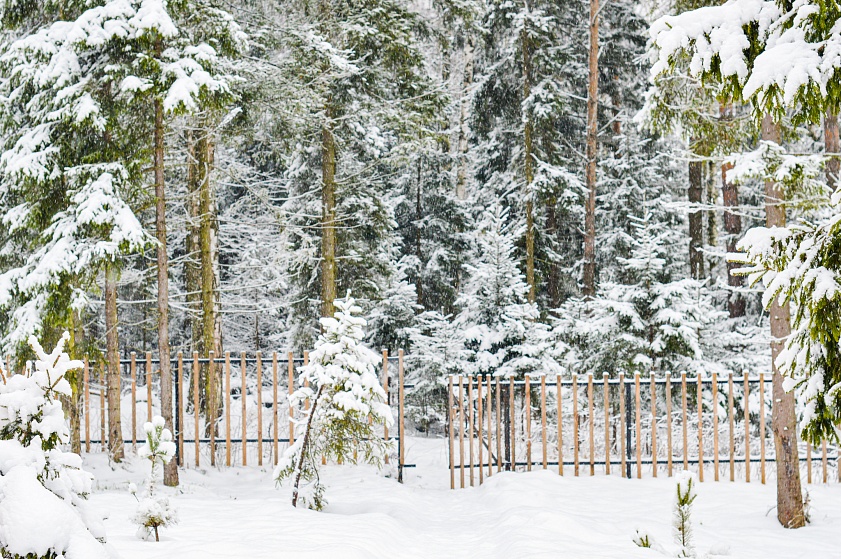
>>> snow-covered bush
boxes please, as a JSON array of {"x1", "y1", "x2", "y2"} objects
[
  {"x1": 674, "y1": 472, "x2": 697, "y2": 558},
  {"x1": 131, "y1": 416, "x2": 178, "y2": 542},
  {"x1": 274, "y1": 295, "x2": 393, "y2": 510},
  {"x1": 0, "y1": 332, "x2": 108, "y2": 559}
]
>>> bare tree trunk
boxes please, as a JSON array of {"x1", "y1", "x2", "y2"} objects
[
  {"x1": 105, "y1": 262, "x2": 124, "y2": 462},
  {"x1": 582, "y1": 0, "x2": 599, "y2": 298},
  {"x1": 185, "y1": 130, "x2": 202, "y2": 354},
  {"x1": 762, "y1": 115, "x2": 804, "y2": 529},
  {"x1": 198, "y1": 127, "x2": 222, "y2": 433},
  {"x1": 721, "y1": 104, "x2": 745, "y2": 317},
  {"x1": 67, "y1": 311, "x2": 84, "y2": 455},
  {"x1": 292, "y1": 385, "x2": 325, "y2": 507},
  {"x1": 154, "y1": 84, "x2": 178, "y2": 487},
  {"x1": 321, "y1": 110, "x2": 338, "y2": 319},
  {"x1": 706, "y1": 161, "x2": 717, "y2": 274},
  {"x1": 826, "y1": 111, "x2": 839, "y2": 192},
  {"x1": 455, "y1": 35, "x2": 475, "y2": 201},
  {"x1": 688, "y1": 157, "x2": 704, "y2": 279},
  {"x1": 416, "y1": 154, "x2": 423, "y2": 306},
  {"x1": 522, "y1": 15, "x2": 536, "y2": 304},
  {"x1": 546, "y1": 198, "x2": 561, "y2": 309}
]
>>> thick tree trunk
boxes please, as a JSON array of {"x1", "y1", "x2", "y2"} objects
[
  {"x1": 826, "y1": 112, "x2": 839, "y2": 192},
  {"x1": 721, "y1": 105, "x2": 745, "y2": 317},
  {"x1": 455, "y1": 35, "x2": 474, "y2": 201},
  {"x1": 321, "y1": 114, "x2": 337, "y2": 318},
  {"x1": 198, "y1": 128, "x2": 223, "y2": 433},
  {"x1": 721, "y1": 160, "x2": 745, "y2": 317},
  {"x1": 105, "y1": 262, "x2": 123, "y2": 462},
  {"x1": 154, "y1": 91, "x2": 178, "y2": 487},
  {"x1": 582, "y1": 0, "x2": 599, "y2": 298},
  {"x1": 522, "y1": 18, "x2": 536, "y2": 304},
  {"x1": 762, "y1": 115, "x2": 804, "y2": 529},
  {"x1": 688, "y1": 157, "x2": 704, "y2": 279},
  {"x1": 706, "y1": 161, "x2": 717, "y2": 274}
]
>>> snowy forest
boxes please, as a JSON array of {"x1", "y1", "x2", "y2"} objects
[
  {"x1": 3, "y1": 0, "x2": 841, "y2": 556},
  {"x1": 0, "y1": 0, "x2": 786, "y2": 394}
]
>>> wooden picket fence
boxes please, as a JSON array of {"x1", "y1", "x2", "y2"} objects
[
  {"x1": 61, "y1": 350, "x2": 408, "y2": 480},
  {"x1": 447, "y1": 373, "x2": 839, "y2": 489}
]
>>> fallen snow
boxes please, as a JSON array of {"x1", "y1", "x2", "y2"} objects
[{"x1": 80, "y1": 437, "x2": 841, "y2": 558}]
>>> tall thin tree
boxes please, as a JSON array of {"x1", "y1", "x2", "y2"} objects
[{"x1": 582, "y1": 0, "x2": 599, "y2": 297}]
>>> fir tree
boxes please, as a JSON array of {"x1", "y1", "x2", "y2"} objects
[
  {"x1": 454, "y1": 204, "x2": 557, "y2": 379},
  {"x1": 274, "y1": 295, "x2": 392, "y2": 510},
  {"x1": 0, "y1": 332, "x2": 108, "y2": 558}
]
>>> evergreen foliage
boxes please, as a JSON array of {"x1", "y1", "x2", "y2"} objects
[
  {"x1": 274, "y1": 295, "x2": 393, "y2": 510},
  {"x1": 0, "y1": 332, "x2": 107, "y2": 559},
  {"x1": 131, "y1": 416, "x2": 178, "y2": 542},
  {"x1": 673, "y1": 472, "x2": 697, "y2": 558}
]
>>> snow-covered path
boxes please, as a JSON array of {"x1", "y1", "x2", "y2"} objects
[{"x1": 85, "y1": 437, "x2": 841, "y2": 558}]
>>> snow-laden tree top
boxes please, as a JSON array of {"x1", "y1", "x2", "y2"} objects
[{"x1": 649, "y1": 0, "x2": 841, "y2": 121}]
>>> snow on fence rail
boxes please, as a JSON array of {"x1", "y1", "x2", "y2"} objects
[
  {"x1": 0, "y1": 350, "x2": 410, "y2": 480},
  {"x1": 447, "y1": 373, "x2": 839, "y2": 489}
]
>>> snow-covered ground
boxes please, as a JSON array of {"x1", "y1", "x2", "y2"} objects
[{"x1": 85, "y1": 437, "x2": 841, "y2": 558}]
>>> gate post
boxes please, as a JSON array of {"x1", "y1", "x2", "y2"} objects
[{"x1": 625, "y1": 379, "x2": 632, "y2": 479}]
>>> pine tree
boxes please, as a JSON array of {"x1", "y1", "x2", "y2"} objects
[
  {"x1": 648, "y1": 0, "x2": 837, "y2": 528},
  {"x1": 673, "y1": 472, "x2": 697, "y2": 558},
  {"x1": 132, "y1": 416, "x2": 178, "y2": 542},
  {"x1": 454, "y1": 204, "x2": 557, "y2": 379},
  {"x1": 0, "y1": 0, "x2": 153, "y2": 353},
  {"x1": 269, "y1": 0, "x2": 441, "y2": 350},
  {"x1": 0, "y1": 333, "x2": 108, "y2": 558},
  {"x1": 556, "y1": 178, "x2": 722, "y2": 376},
  {"x1": 274, "y1": 295, "x2": 392, "y2": 510}
]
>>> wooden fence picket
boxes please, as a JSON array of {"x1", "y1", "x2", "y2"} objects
[
  {"x1": 588, "y1": 374, "x2": 594, "y2": 476},
  {"x1": 558, "y1": 374, "x2": 564, "y2": 476},
  {"x1": 698, "y1": 375, "x2": 704, "y2": 482},
  {"x1": 712, "y1": 372, "x2": 719, "y2": 481},
  {"x1": 651, "y1": 374, "x2": 657, "y2": 478},
  {"x1": 448, "y1": 375, "x2": 455, "y2": 490},
  {"x1": 666, "y1": 374, "x2": 672, "y2": 477},
  {"x1": 603, "y1": 373, "x2": 610, "y2": 475},
  {"x1": 729, "y1": 373, "x2": 735, "y2": 481},
  {"x1": 573, "y1": 374, "x2": 579, "y2": 476}
]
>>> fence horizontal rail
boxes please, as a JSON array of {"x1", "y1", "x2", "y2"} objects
[{"x1": 449, "y1": 375, "x2": 771, "y2": 386}]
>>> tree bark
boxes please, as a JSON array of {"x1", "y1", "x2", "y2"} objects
[
  {"x1": 721, "y1": 104, "x2": 745, "y2": 317},
  {"x1": 546, "y1": 198, "x2": 561, "y2": 309},
  {"x1": 321, "y1": 109, "x2": 338, "y2": 319},
  {"x1": 416, "y1": 154, "x2": 423, "y2": 306},
  {"x1": 185, "y1": 130, "x2": 202, "y2": 353},
  {"x1": 706, "y1": 160, "x2": 717, "y2": 274},
  {"x1": 292, "y1": 385, "x2": 325, "y2": 507},
  {"x1": 582, "y1": 0, "x2": 599, "y2": 298},
  {"x1": 522, "y1": 15, "x2": 536, "y2": 304},
  {"x1": 455, "y1": 35, "x2": 475, "y2": 201},
  {"x1": 105, "y1": 261, "x2": 123, "y2": 462},
  {"x1": 67, "y1": 311, "x2": 84, "y2": 455},
  {"x1": 826, "y1": 111, "x2": 839, "y2": 192},
  {"x1": 762, "y1": 115, "x2": 804, "y2": 529},
  {"x1": 198, "y1": 127, "x2": 223, "y2": 433},
  {"x1": 688, "y1": 157, "x2": 704, "y2": 279},
  {"x1": 154, "y1": 88, "x2": 178, "y2": 487}
]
